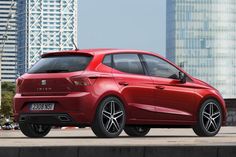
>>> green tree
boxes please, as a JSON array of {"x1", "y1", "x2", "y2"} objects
[
  {"x1": 1, "y1": 91, "x2": 14, "y2": 116},
  {"x1": 1, "y1": 82, "x2": 15, "y2": 116},
  {"x1": 2, "y1": 82, "x2": 15, "y2": 93}
]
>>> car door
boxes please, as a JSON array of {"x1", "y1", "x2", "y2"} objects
[
  {"x1": 111, "y1": 53, "x2": 157, "y2": 121},
  {"x1": 142, "y1": 54, "x2": 196, "y2": 122}
]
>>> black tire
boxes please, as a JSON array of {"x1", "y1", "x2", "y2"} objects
[
  {"x1": 91, "y1": 96, "x2": 125, "y2": 138},
  {"x1": 19, "y1": 122, "x2": 51, "y2": 138},
  {"x1": 124, "y1": 126, "x2": 150, "y2": 137},
  {"x1": 193, "y1": 99, "x2": 222, "y2": 137}
]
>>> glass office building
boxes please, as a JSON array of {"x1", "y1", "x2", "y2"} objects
[
  {"x1": 0, "y1": 0, "x2": 17, "y2": 82},
  {"x1": 166, "y1": 0, "x2": 236, "y2": 98},
  {"x1": 17, "y1": 0, "x2": 78, "y2": 75}
]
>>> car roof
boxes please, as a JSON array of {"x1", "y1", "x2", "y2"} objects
[
  {"x1": 41, "y1": 49, "x2": 194, "y2": 81},
  {"x1": 42, "y1": 48, "x2": 163, "y2": 58}
]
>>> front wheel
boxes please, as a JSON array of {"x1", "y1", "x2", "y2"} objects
[
  {"x1": 193, "y1": 99, "x2": 222, "y2": 137},
  {"x1": 91, "y1": 96, "x2": 125, "y2": 138},
  {"x1": 124, "y1": 126, "x2": 150, "y2": 137},
  {"x1": 19, "y1": 122, "x2": 51, "y2": 138}
]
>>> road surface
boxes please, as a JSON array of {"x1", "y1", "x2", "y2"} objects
[{"x1": 0, "y1": 127, "x2": 236, "y2": 147}]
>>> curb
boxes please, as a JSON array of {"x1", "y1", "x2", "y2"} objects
[{"x1": 0, "y1": 146, "x2": 236, "y2": 157}]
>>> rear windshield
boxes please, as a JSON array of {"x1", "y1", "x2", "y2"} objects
[{"x1": 28, "y1": 55, "x2": 92, "y2": 74}]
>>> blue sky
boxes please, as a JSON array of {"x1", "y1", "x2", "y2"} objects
[{"x1": 78, "y1": 0, "x2": 166, "y2": 56}]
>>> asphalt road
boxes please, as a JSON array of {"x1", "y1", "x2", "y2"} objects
[{"x1": 0, "y1": 127, "x2": 236, "y2": 147}]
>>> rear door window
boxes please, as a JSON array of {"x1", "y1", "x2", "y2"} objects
[
  {"x1": 28, "y1": 55, "x2": 92, "y2": 73},
  {"x1": 113, "y1": 54, "x2": 144, "y2": 75},
  {"x1": 102, "y1": 54, "x2": 112, "y2": 67}
]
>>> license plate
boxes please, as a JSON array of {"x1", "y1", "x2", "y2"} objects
[{"x1": 30, "y1": 103, "x2": 55, "y2": 111}]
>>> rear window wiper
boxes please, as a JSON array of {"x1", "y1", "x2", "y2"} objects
[{"x1": 45, "y1": 69, "x2": 69, "y2": 73}]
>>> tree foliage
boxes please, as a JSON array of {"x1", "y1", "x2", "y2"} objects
[
  {"x1": 2, "y1": 82, "x2": 15, "y2": 93},
  {"x1": 1, "y1": 91, "x2": 14, "y2": 116},
  {"x1": 1, "y1": 82, "x2": 15, "y2": 116}
]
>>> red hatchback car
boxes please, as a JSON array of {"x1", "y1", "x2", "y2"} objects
[{"x1": 14, "y1": 49, "x2": 227, "y2": 138}]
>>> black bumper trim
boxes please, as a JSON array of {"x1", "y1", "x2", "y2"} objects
[{"x1": 19, "y1": 113, "x2": 81, "y2": 126}]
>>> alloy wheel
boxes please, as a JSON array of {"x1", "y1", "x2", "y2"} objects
[
  {"x1": 31, "y1": 124, "x2": 49, "y2": 134},
  {"x1": 124, "y1": 126, "x2": 150, "y2": 137},
  {"x1": 19, "y1": 122, "x2": 51, "y2": 138},
  {"x1": 102, "y1": 100, "x2": 124, "y2": 134},
  {"x1": 136, "y1": 127, "x2": 147, "y2": 133},
  {"x1": 202, "y1": 102, "x2": 221, "y2": 133}
]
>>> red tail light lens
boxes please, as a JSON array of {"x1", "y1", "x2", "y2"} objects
[
  {"x1": 16, "y1": 77, "x2": 23, "y2": 93},
  {"x1": 70, "y1": 77, "x2": 95, "y2": 86}
]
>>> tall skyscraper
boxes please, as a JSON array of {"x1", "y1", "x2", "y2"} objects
[
  {"x1": 0, "y1": 0, "x2": 17, "y2": 82},
  {"x1": 17, "y1": 0, "x2": 78, "y2": 75},
  {"x1": 166, "y1": 0, "x2": 236, "y2": 98}
]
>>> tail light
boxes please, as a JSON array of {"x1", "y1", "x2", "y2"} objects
[
  {"x1": 70, "y1": 76, "x2": 97, "y2": 86},
  {"x1": 16, "y1": 77, "x2": 23, "y2": 93}
]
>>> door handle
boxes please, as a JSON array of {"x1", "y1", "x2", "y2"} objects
[
  {"x1": 119, "y1": 82, "x2": 129, "y2": 86},
  {"x1": 156, "y1": 85, "x2": 165, "y2": 89}
]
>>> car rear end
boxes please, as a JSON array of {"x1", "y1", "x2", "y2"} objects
[{"x1": 14, "y1": 52, "x2": 97, "y2": 127}]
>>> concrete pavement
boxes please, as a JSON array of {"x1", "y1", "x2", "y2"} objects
[
  {"x1": 0, "y1": 127, "x2": 236, "y2": 147},
  {"x1": 1, "y1": 127, "x2": 236, "y2": 157}
]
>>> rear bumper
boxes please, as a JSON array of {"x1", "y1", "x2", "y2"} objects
[
  {"x1": 18, "y1": 113, "x2": 87, "y2": 127},
  {"x1": 13, "y1": 92, "x2": 97, "y2": 125}
]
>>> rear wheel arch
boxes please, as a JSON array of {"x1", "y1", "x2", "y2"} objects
[
  {"x1": 91, "y1": 92, "x2": 128, "y2": 123},
  {"x1": 91, "y1": 95, "x2": 126, "y2": 137}
]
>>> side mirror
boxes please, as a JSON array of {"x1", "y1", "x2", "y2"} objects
[{"x1": 179, "y1": 72, "x2": 187, "y2": 83}]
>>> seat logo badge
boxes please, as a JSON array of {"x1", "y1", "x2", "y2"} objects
[{"x1": 41, "y1": 80, "x2": 47, "y2": 86}]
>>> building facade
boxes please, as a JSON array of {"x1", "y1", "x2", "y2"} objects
[
  {"x1": 166, "y1": 0, "x2": 236, "y2": 99},
  {"x1": 0, "y1": 0, "x2": 17, "y2": 82},
  {"x1": 17, "y1": 0, "x2": 78, "y2": 75}
]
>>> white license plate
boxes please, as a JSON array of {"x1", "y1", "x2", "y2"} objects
[{"x1": 30, "y1": 103, "x2": 55, "y2": 111}]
